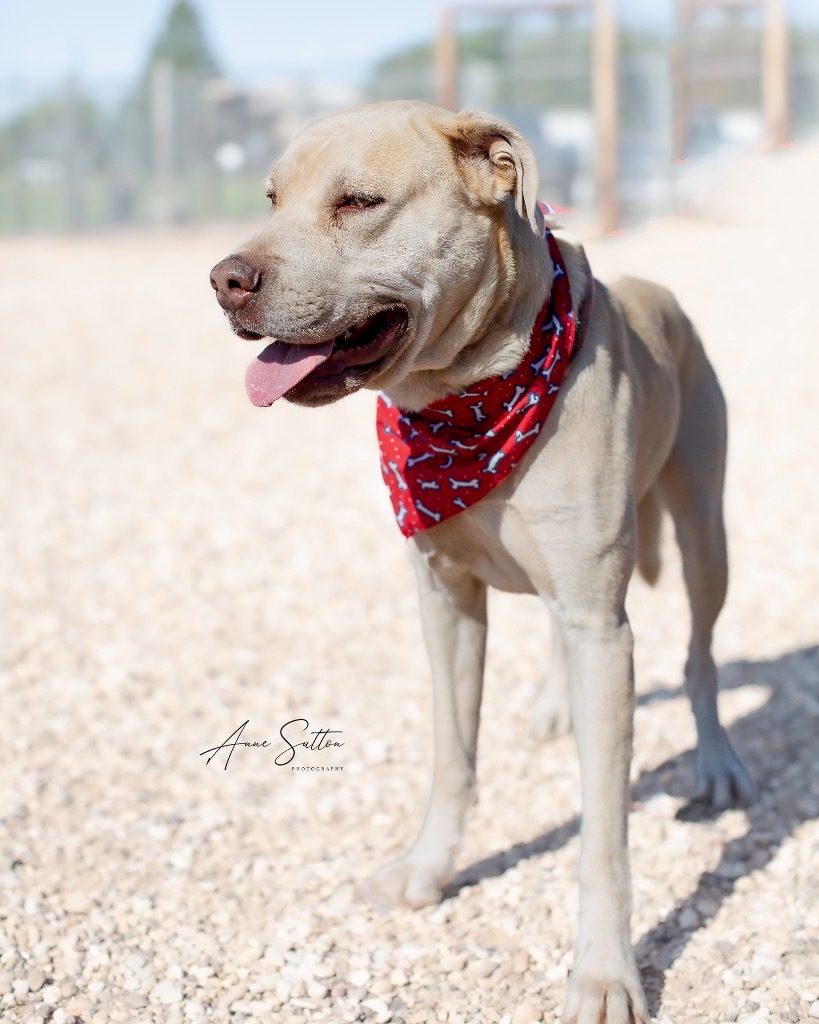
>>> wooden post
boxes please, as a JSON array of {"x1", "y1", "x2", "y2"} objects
[
  {"x1": 64, "y1": 77, "x2": 86, "y2": 231},
  {"x1": 151, "y1": 60, "x2": 175, "y2": 224},
  {"x1": 675, "y1": 0, "x2": 789, "y2": 155},
  {"x1": 11, "y1": 120, "x2": 28, "y2": 232},
  {"x1": 592, "y1": 0, "x2": 618, "y2": 233},
  {"x1": 671, "y1": 0, "x2": 693, "y2": 164},
  {"x1": 763, "y1": 0, "x2": 790, "y2": 148},
  {"x1": 438, "y1": 2, "x2": 619, "y2": 232},
  {"x1": 436, "y1": 7, "x2": 459, "y2": 110}
]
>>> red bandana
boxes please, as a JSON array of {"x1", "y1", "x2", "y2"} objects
[{"x1": 376, "y1": 224, "x2": 586, "y2": 538}]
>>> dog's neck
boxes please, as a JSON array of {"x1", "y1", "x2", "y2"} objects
[{"x1": 382, "y1": 210, "x2": 593, "y2": 412}]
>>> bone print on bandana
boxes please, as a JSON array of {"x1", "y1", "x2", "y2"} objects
[{"x1": 377, "y1": 222, "x2": 583, "y2": 538}]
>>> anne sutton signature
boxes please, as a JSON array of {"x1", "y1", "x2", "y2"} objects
[{"x1": 200, "y1": 719, "x2": 344, "y2": 770}]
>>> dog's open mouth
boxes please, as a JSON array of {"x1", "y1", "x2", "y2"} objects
[{"x1": 244, "y1": 307, "x2": 408, "y2": 407}]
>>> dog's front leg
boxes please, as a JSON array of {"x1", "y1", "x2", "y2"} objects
[
  {"x1": 562, "y1": 614, "x2": 649, "y2": 1024},
  {"x1": 530, "y1": 609, "x2": 572, "y2": 739},
  {"x1": 367, "y1": 546, "x2": 487, "y2": 909}
]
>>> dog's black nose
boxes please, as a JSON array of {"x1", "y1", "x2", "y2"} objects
[{"x1": 210, "y1": 256, "x2": 261, "y2": 312}]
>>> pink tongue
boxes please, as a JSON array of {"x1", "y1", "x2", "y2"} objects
[{"x1": 245, "y1": 340, "x2": 334, "y2": 407}]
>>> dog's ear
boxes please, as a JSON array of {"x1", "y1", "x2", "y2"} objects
[{"x1": 441, "y1": 109, "x2": 542, "y2": 234}]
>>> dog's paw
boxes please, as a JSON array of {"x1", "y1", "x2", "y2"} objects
[
  {"x1": 530, "y1": 690, "x2": 572, "y2": 740},
  {"x1": 362, "y1": 857, "x2": 448, "y2": 911},
  {"x1": 565, "y1": 967, "x2": 649, "y2": 1024},
  {"x1": 694, "y1": 728, "x2": 756, "y2": 809}
]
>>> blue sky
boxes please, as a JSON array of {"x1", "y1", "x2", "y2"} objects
[{"x1": 0, "y1": 0, "x2": 817, "y2": 91}]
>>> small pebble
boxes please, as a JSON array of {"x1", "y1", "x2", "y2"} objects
[
  {"x1": 26, "y1": 968, "x2": 46, "y2": 992},
  {"x1": 512, "y1": 1004, "x2": 543, "y2": 1024},
  {"x1": 63, "y1": 894, "x2": 93, "y2": 915},
  {"x1": 64, "y1": 997, "x2": 91, "y2": 1017},
  {"x1": 40, "y1": 984, "x2": 60, "y2": 1004},
  {"x1": 363, "y1": 1000, "x2": 392, "y2": 1023},
  {"x1": 152, "y1": 980, "x2": 183, "y2": 1004}
]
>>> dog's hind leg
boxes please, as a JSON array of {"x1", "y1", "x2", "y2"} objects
[
  {"x1": 660, "y1": 348, "x2": 755, "y2": 808},
  {"x1": 365, "y1": 545, "x2": 487, "y2": 909},
  {"x1": 530, "y1": 609, "x2": 572, "y2": 739}
]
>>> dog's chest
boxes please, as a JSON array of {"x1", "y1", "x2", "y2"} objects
[
  {"x1": 468, "y1": 546, "x2": 537, "y2": 594},
  {"x1": 414, "y1": 501, "x2": 541, "y2": 596}
]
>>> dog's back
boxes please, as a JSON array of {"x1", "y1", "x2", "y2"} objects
[{"x1": 602, "y1": 274, "x2": 728, "y2": 591}]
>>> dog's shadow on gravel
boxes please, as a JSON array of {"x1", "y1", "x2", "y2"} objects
[{"x1": 442, "y1": 644, "x2": 819, "y2": 1017}]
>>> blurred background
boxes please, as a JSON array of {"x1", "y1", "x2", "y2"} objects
[{"x1": 1, "y1": 0, "x2": 818, "y2": 236}]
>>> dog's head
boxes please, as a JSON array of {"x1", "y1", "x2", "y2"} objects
[{"x1": 210, "y1": 101, "x2": 546, "y2": 410}]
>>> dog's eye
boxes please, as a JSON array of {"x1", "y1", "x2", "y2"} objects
[
  {"x1": 266, "y1": 192, "x2": 277, "y2": 209},
  {"x1": 337, "y1": 194, "x2": 384, "y2": 211}
]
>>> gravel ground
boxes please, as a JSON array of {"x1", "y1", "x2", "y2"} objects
[{"x1": 1, "y1": 141, "x2": 818, "y2": 1024}]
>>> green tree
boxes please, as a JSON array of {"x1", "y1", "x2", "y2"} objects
[
  {"x1": 143, "y1": 0, "x2": 221, "y2": 76},
  {"x1": 116, "y1": 0, "x2": 223, "y2": 180}
]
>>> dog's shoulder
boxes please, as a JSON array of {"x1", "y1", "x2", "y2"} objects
[{"x1": 605, "y1": 275, "x2": 699, "y2": 368}]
